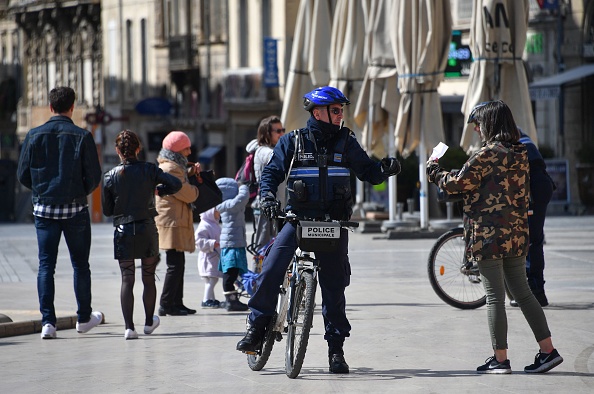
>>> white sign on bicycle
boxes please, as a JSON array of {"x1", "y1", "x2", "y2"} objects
[{"x1": 302, "y1": 224, "x2": 340, "y2": 239}]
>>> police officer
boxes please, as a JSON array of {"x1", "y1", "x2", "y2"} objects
[
  {"x1": 236, "y1": 86, "x2": 401, "y2": 374},
  {"x1": 512, "y1": 130, "x2": 555, "y2": 307}
]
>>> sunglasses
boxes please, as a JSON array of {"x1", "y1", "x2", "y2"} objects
[
  {"x1": 273, "y1": 128, "x2": 286, "y2": 134},
  {"x1": 329, "y1": 108, "x2": 344, "y2": 115}
]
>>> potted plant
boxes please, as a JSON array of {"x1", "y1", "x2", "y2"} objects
[{"x1": 575, "y1": 143, "x2": 594, "y2": 206}]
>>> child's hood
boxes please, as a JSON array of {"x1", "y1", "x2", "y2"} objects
[
  {"x1": 215, "y1": 177, "x2": 239, "y2": 201},
  {"x1": 200, "y1": 207, "x2": 218, "y2": 224}
]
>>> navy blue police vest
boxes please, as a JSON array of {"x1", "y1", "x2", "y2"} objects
[{"x1": 286, "y1": 128, "x2": 353, "y2": 220}]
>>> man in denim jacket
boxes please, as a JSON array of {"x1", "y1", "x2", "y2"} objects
[{"x1": 17, "y1": 86, "x2": 103, "y2": 339}]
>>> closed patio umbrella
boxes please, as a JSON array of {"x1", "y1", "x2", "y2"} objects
[
  {"x1": 329, "y1": 0, "x2": 369, "y2": 132},
  {"x1": 460, "y1": 0, "x2": 537, "y2": 151},
  {"x1": 354, "y1": 0, "x2": 399, "y2": 160},
  {"x1": 281, "y1": 0, "x2": 334, "y2": 132},
  {"x1": 392, "y1": 0, "x2": 452, "y2": 229}
]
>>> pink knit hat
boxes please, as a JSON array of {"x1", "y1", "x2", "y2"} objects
[{"x1": 162, "y1": 131, "x2": 191, "y2": 152}]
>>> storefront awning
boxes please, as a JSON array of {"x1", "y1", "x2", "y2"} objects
[
  {"x1": 530, "y1": 64, "x2": 594, "y2": 100},
  {"x1": 197, "y1": 146, "x2": 222, "y2": 164}
]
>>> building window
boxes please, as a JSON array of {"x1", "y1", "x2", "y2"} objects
[
  {"x1": 126, "y1": 19, "x2": 133, "y2": 97},
  {"x1": 262, "y1": 0, "x2": 271, "y2": 38},
  {"x1": 141, "y1": 18, "x2": 148, "y2": 96},
  {"x1": 108, "y1": 20, "x2": 119, "y2": 100},
  {"x1": 239, "y1": 0, "x2": 248, "y2": 67}
]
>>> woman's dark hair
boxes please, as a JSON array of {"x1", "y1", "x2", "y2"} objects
[
  {"x1": 472, "y1": 100, "x2": 519, "y2": 143},
  {"x1": 257, "y1": 115, "x2": 281, "y2": 146},
  {"x1": 49, "y1": 87, "x2": 76, "y2": 113},
  {"x1": 115, "y1": 129, "x2": 142, "y2": 160}
]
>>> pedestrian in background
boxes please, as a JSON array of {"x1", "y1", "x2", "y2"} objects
[
  {"x1": 102, "y1": 130, "x2": 181, "y2": 339},
  {"x1": 427, "y1": 100, "x2": 563, "y2": 374},
  {"x1": 250, "y1": 115, "x2": 286, "y2": 252},
  {"x1": 513, "y1": 129, "x2": 555, "y2": 307},
  {"x1": 156, "y1": 131, "x2": 200, "y2": 316},
  {"x1": 215, "y1": 177, "x2": 250, "y2": 312},
  {"x1": 195, "y1": 207, "x2": 223, "y2": 308},
  {"x1": 17, "y1": 86, "x2": 103, "y2": 339}
]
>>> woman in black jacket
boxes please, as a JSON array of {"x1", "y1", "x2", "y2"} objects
[{"x1": 102, "y1": 130, "x2": 181, "y2": 339}]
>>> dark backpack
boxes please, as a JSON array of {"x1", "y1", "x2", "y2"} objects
[{"x1": 235, "y1": 151, "x2": 258, "y2": 201}]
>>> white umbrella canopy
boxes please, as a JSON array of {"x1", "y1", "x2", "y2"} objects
[
  {"x1": 460, "y1": 0, "x2": 537, "y2": 151},
  {"x1": 392, "y1": 0, "x2": 452, "y2": 229},
  {"x1": 329, "y1": 0, "x2": 369, "y2": 131},
  {"x1": 281, "y1": 0, "x2": 334, "y2": 133},
  {"x1": 353, "y1": 0, "x2": 399, "y2": 159}
]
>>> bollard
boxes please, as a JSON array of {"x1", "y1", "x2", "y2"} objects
[
  {"x1": 446, "y1": 201, "x2": 454, "y2": 220},
  {"x1": 407, "y1": 198, "x2": 415, "y2": 215},
  {"x1": 396, "y1": 202, "x2": 404, "y2": 221}
]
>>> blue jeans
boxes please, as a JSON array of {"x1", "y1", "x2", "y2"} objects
[{"x1": 35, "y1": 209, "x2": 93, "y2": 325}]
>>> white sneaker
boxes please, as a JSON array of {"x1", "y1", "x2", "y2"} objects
[
  {"x1": 124, "y1": 329, "x2": 138, "y2": 340},
  {"x1": 41, "y1": 323, "x2": 56, "y2": 339},
  {"x1": 144, "y1": 315, "x2": 160, "y2": 335},
  {"x1": 76, "y1": 311, "x2": 103, "y2": 333}
]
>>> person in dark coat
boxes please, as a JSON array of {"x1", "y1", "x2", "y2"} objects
[{"x1": 103, "y1": 130, "x2": 181, "y2": 339}]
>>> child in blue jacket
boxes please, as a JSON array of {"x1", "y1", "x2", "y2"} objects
[{"x1": 215, "y1": 177, "x2": 250, "y2": 311}]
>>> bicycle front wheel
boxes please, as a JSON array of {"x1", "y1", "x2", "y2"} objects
[
  {"x1": 247, "y1": 312, "x2": 278, "y2": 371},
  {"x1": 428, "y1": 227, "x2": 486, "y2": 309},
  {"x1": 285, "y1": 270, "x2": 316, "y2": 378}
]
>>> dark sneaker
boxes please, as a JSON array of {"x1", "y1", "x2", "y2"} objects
[
  {"x1": 510, "y1": 299, "x2": 519, "y2": 307},
  {"x1": 236, "y1": 325, "x2": 265, "y2": 353},
  {"x1": 476, "y1": 356, "x2": 512, "y2": 374},
  {"x1": 524, "y1": 349, "x2": 563, "y2": 373},
  {"x1": 201, "y1": 300, "x2": 218, "y2": 309},
  {"x1": 329, "y1": 354, "x2": 350, "y2": 374}
]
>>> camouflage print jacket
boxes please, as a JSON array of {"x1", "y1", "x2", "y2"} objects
[{"x1": 434, "y1": 141, "x2": 530, "y2": 262}]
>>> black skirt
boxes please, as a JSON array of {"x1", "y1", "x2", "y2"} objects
[{"x1": 113, "y1": 219, "x2": 159, "y2": 260}]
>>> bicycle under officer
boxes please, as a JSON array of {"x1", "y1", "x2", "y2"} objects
[{"x1": 236, "y1": 86, "x2": 401, "y2": 374}]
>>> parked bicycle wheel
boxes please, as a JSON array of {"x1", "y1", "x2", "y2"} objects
[
  {"x1": 247, "y1": 312, "x2": 278, "y2": 371},
  {"x1": 428, "y1": 227, "x2": 486, "y2": 309},
  {"x1": 285, "y1": 271, "x2": 316, "y2": 378}
]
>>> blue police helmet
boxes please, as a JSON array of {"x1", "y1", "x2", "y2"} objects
[
  {"x1": 303, "y1": 86, "x2": 350, "y2": 111},
  {"x1": 467, "y1": 101, "x2": 491, "y2": 124}
]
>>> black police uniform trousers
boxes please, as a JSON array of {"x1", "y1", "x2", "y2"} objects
[{"x1": 247, "y1": 221, "x2": 352, "y2": 344}]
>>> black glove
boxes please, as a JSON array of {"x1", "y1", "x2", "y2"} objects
[
  {"x1": 426, "y1": 160, "x2": 443, "y2": 184},
  {"x1": 261, "y1": 198, "x2": 281, "y2": 219},
  {"x1": 380, "y1": 157, "x2": 401, "y2": 176}
]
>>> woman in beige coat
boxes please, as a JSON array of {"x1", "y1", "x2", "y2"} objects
[{"x1": 155, "y1": 131, "x2": 200, "y2": 316}]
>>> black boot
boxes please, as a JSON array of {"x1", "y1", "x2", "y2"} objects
[
  {"x1": 328, "y1": 339, "x2": 349, "y2": 373},
  {"x1": 329, "y1": 354, "x2": 349, "y2": 374},
  {"x1": 236, "y1": 324, "x2": 265, "y2": 353},
  {"x1": 225, "y1": 292, "x2": 249, "y2": 312}
]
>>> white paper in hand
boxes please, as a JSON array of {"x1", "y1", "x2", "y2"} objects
[{"x1": 429, "y1": 142, "x2": 449, "y2": 161}]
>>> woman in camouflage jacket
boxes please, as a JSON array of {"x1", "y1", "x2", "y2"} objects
[{"x1": 426, "y1": 100, "x2": 563, "y2": 374}]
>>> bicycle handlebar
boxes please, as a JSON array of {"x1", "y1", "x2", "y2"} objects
[{"x1": 275, "y1": 212, "x2": 359, "y2": 229}]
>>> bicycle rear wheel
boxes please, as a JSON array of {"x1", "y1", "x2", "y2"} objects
[
  {"x1": 285, "y1": 271, "x2": 316, "y2": 378},
  {"x1": 428, "y1": 227, "x2": 486, "y2": 309},
  {"x1": 246, "y1": 312, "x2": 278, "y2": 371}
]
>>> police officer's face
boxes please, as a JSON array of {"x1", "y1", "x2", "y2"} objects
[{"x1": 313, "y1": 104, "x2": 344, "y2": 126}]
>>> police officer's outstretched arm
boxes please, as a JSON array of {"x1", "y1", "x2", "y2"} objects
[{"x1": 345, "y1": 134, "x2": 400, "y2": 184}]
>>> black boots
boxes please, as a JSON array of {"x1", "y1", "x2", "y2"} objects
[
  {"x1": 236, "y1": 325, "x2": 265, "y2": 353},
  {"x1": 328, "y1": 339, "x2": 349, "y2": 373},
  {"x1": 225, "y1": 291, "x2": 249, "y2": 312},
  {"x1": 329, "y1": 353, "x2": 350, "y2": 374}
]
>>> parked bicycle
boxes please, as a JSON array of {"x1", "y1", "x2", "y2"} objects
[
  {"x1": 245, "y1": 212, "x2": 359, "y2": 378},
  {"x1": 427, "y1": 226, "x2": 486, "y2": 309}
]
